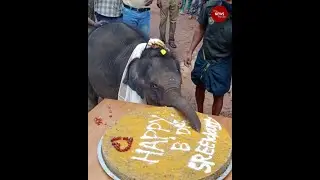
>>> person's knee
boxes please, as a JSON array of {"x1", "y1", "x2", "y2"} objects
[
  {"x1": 169, "y1": 7, "x2": 179, "y2": 20},
  {"x1": 169, "y1": 12, "x2": 178, "y2": 23}
]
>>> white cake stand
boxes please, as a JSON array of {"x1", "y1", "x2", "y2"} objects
[{"x1": 97, "y1": 138, "x2": 232, "y2": 180}]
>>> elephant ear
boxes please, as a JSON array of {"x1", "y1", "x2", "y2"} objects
[{"x1": 123, "y1": 58, "x2": 146, "y2": 99}]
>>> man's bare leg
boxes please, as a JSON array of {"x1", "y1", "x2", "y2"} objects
[
  {"x1": 212, "y1": 95, "x2": 224, "y2": 115},
  {"x1": 195, "y1": 84, "x2": 205, "y2": 113}
]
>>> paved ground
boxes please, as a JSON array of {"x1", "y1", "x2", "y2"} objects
[{"x1": 149, "y1": 3, "x2": 232, "y2": 117}]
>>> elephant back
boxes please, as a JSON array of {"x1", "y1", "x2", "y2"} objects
[{"x1": 88, "y1": 23, "x2": 148, "y2": 99}]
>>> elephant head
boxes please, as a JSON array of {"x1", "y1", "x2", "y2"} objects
[{"x1": 124, "y1": 47, "x2": 201, "y2": 132}]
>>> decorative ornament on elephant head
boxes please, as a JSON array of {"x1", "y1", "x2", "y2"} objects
[{"x1": 88, "y1": 23, "x2": 201, "y2": 132}]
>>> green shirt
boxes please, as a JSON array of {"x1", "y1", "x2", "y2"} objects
[{"x1": 198, "y1": 0, "x2": 232, "y2": 60}]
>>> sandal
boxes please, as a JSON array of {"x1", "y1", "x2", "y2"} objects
[{"x1": 168, "y1": 40, "x2": 177, "y2": 48}]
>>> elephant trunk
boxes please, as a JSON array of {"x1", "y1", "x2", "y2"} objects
[{"x1": 165, "y1": 89, "x2": 201, "y2": 132}]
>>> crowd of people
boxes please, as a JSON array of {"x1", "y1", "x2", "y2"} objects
[
  {"x1": 179, "y1": 0, "x2": 205, "y2": 19},
  {"x1": 88, "y1": 0, "x2": 187, "y2": 48},
  {"x1": 88, "y1": 0, "x2": 232, "y2": 116}
]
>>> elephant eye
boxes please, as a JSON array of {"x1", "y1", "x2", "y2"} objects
[{"x1": 150, "y1": 83, "x2": 158, "y2": 89}]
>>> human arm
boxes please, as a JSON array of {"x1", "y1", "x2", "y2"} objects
[
  {"x1": 88, "y1": 17, "x2": 96, "y2": 26},
  {"x1": 188, "y1": 24, "x2": 205, "y2": 56},
  {"x1": 88, "y1": 18, "x2": 105, "y2": 27},
  {"x1": 184, "y1": 5, "x2": 207, "y2": 67}
]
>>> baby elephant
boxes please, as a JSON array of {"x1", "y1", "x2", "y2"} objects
[{"x1": 88, "y1": 22, "x2": 201, "y2": 132}]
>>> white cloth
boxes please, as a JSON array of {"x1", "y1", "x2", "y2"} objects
[
  {"x1": 118, "y1": 43, "x2": 147, "y2": 104},
  {"x1": 118, "y1": 39, "x2": 168, "y2": 104}
]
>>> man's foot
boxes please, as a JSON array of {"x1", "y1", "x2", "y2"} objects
[
  {"x1": 168, "y1": 40, "x2": 177, "y2": 48},
  {"x1": 188, "y1": 15, "x2": 193, "y2": 19}
]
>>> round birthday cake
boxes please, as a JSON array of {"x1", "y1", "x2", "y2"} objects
[{"x1": 101, "y1": 107, "x2": 232, "y2": 180}]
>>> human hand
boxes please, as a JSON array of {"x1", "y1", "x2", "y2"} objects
[
  {"x1": 178, "y1": 0, "x2": 182, "y2": 8},
  {"x1": 93, "y1": 21, "x2": 106, "y2": 27},
  {"x1": 184, "y1": 51, "x2": 192, "y2": 67},
  {"x1": 157, "y1": 0, "x2": 161, "y2": 8},
  {"x1": 145, "y1": 0, "x2": 153, "y2": 6}
]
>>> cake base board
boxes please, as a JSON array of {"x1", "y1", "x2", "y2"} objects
[{"x1": 97, "y1": 137, "x2": 232, "y2": 180}]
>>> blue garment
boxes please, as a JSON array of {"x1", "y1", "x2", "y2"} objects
[
  {"x1": 122, "y1": 7, "x2": 150, "y2": 37},
  {"x1": 94, "y1": 12, "x2": 123, "y2": 24},
  {"x1": 191, "y1": 52, "x2": 232, "y2": 96}
]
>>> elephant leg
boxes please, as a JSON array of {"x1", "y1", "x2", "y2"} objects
[{"x1": 88, "y1": 79, "x2": 99, "y2": 112}]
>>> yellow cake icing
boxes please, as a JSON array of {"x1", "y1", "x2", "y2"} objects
[{"x1": 102, "y1": 107, "x2": 232, "y2": 180}]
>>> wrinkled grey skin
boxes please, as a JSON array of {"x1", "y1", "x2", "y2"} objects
[{"x1": 88, "y1": 23, "x2": 201, "y2": 132}]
